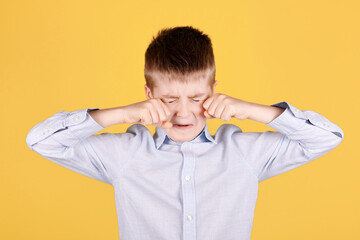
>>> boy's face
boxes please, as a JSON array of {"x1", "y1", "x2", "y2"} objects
[{"x1": 145, "y1": 71, "x2": 217, "y2": 143}]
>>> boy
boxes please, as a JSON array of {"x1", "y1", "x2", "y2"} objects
[{"x1": 26, "y1": 26, "x2": 344, "y2": 240}]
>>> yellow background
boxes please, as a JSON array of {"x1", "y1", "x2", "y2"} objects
[{"x1": 1, "y1": 0, "x2": 359, "y2": 239}]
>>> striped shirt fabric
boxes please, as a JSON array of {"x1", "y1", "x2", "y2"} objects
[{"x1": 26, "y1": 101, "x2": 344, "y2": 240}]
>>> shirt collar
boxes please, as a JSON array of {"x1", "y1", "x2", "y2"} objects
[{"x1": 153, "y1": 124, "x2": 217, "y2": 149}]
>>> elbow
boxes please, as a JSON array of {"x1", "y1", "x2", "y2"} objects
[
  {"x1": 332, "y1": 132, "x2": 344, "y2": 149},
  {"x1": 25, "y1": 130, "x2": 35, "y2": 151},
  {"x1": 324, "y1": 133, "x2": 344, "y2": 157},
  {"x1": 321, "y1": 127, "x2": 345, "y2": 153},
  {"x1": 26, "y1": 125, "x2": 42, "y2": 151},
  {"x1": 303, "y1": 132, "x2": 344, "y2": 160},
  {"x1": 331, "y1": 127, "x2": 344, "y2": 148}
]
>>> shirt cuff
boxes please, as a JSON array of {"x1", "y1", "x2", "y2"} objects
[
  {"x1": 266, "y1": 101, "x2": 344, "y2": 138},
  {"x1": 66, "y1": 108, "x2": 106, "y2": 139},
  {"x1": 26, "y1": 108, "x2": 105, "y2": 148}
]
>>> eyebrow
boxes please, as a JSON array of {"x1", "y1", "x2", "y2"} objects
[{"x1": 162, "y1": 93, "x2": 208, "y2": 99}]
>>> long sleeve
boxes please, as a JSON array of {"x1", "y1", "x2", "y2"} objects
[
  {"x1": 26, "y1": 108, "x2": 137, "y2": 185},
  {"x1": 232, "y1": 101, "x2": 344, "y2": 182}
]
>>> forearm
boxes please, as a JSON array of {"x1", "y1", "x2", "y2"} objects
[
  {"x1": 238, "y1": 101, "x2": 343, "y2": 182},
  {"x1": 26, "y1": 108, "x2": 105, "y2": 152},
  {"x1": 243, "y1": 101, "x2": 285, "y2": 124},
  {"x1": 88, "y1": 107, "x2": 126, "y2": 128}
]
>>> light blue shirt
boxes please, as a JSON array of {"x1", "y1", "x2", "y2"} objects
[{"x1": 26, "y1": 101, "x2": 343, "y2": 240}]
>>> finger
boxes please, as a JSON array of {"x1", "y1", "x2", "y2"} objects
[
  {"x1": 221, "y1": 107, "x2": 232, "y2": 121},
  {"x1": 161, "y1": 121, "x2": 173, "y2": 129},
  {"x1": 157, "y1": 102, "x2": 167, "y2": 122},
  {"x1": 155, "y1": 101, "x2": 172, "y2": 128},
  {"x1": 213, "y1": 103, "x2": 226, "y2": 119},
  {"x1": 148, "y1": 107, "x2": 159, "y2": 124},
  {"x1": 204, "y1": 110, "x2": 214, "y2": 119},
  {"x1": 141, "y1": 112, "x2": 152, "y2": 125},
  {"x1": 158, "y1": 98, "x2": 171, "y2": 115},
  {"x1": 159, "y1": 101, "x2": 173, "y2": 127},
  {"x1": 207, "y1": 98, "x2": 219, "y2": 117},
  {"x1": 153, "y1": 104, "x2": 165, "y2": 124},
  {"x1": 203, "y1": 96, "x2": 214, "y2": 110}
]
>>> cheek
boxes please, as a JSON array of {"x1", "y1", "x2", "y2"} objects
[
  {"x1": 166, "y1": 105, "x2": 176, "y2": 114},
  {"x1": 194, "y1": 104, "x2": 206, "y2": 118}
]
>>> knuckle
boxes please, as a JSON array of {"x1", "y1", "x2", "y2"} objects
[
  {"x1": 144, "y1": 102, "x2": 152, "y2": 108},
  {"x1": 148, "y1": 103, "x2": 155, "y2": 110}
]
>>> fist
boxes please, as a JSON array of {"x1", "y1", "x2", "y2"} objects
[
  {"x1": 122, "y1": 99, "x2": 173, "y2": 128},
  {"x1": 202, "y1": 93, "x2": 249, "y2": 121}
]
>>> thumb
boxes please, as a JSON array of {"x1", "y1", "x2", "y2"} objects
[
  {"x1": 161, "y1": 121, "x2": 173, "y2": 129},
  {"x1": 204, "y1": 110, "x2": 214, "y2": 119}
]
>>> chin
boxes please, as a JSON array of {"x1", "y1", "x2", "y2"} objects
[
  {"x1": 169, "y1": 135, "x2": 190, "y2": 143},
  {"x1": 164, "y1": 122, "x2": 206, "y2": 142},
  {"x1": 169, "y1": 130, "x2": 201, "y2": 142}
]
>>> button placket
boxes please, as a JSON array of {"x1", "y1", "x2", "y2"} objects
[{"x1": 180, "y1": 142, "x2": 197, "y2": 240}]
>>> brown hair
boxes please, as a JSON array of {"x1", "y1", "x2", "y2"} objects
[{"x1": 144, "y1": 26, "x2": 216, "y2": 92}]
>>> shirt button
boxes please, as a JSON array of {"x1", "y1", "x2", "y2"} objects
[
  {"x1": 185, "y1": 176, "x2": 191, "y2": 181},
  {"x1": 74, "y1": 116, "x2": 80, "y2": 122},
  {"x1": 187, "y1": 215, "x2": 193, "y2": 221}
]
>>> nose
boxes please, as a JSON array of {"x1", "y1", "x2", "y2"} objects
[{"x1": 175, "y1": 101, "x2": 191, "y2": 118}]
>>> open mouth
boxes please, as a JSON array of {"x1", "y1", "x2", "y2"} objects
[{"x1": 173, "y1": 124, "x2": 193, "y2": 129}]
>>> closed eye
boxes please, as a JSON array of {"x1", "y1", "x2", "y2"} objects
[{"x1": 167, "y1": 99, "x2": 201, "y2": 103}]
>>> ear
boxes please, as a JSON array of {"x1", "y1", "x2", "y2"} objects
[
  {"x1": 144, "y1": 84, "x2": 153, "y2": 100},
  {"x1": 212, "y1": 80, "x2": 218, "y2": 95}
]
